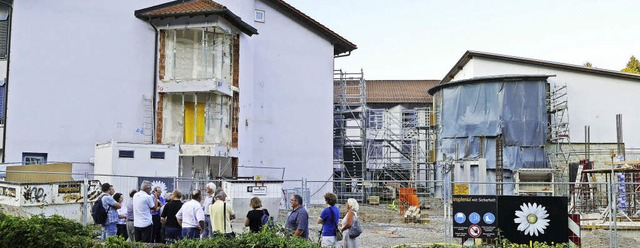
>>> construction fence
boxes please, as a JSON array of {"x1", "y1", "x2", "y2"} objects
[{"x1": 0, "y1": 170, "x2": 635, "y2": 246}]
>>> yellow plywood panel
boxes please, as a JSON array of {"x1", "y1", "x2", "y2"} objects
[
  {"x1": 6, "y1": 163, "x2": 73, "y2": 183},
  {"x1": 196, "y1": 103, "x2": 205, "y2": 143},
  {"x1": 184, "y1": 102, "x2": 205, "y2": 144},
  {"x1": 184, "y1": 102, "x2": 194, "y2": 143}
]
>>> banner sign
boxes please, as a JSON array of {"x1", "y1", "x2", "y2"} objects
[
  {"x1": 452, "y1": 195, "x2": 498, "y2": 238},
  {"x1": 497, "y1": 196, "x2": 568, "y2": 244}
]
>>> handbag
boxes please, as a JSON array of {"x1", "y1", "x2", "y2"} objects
[
  {"x1": 330, "y1": 206, "x2": 343, "y2": 241},
  {"x1": 224, "y1": 202, "x2": 236, "y2": 238}
]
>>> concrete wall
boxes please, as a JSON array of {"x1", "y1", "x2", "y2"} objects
[
  {"x1": 456, "y1": 57, "x2": 640, "y2": 148},
  {"x1": 5, "y1": 0, "x2": 169, "y2": 163}
]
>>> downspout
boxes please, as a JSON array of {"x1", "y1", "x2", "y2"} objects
[
  {"x1": 149, "y1": 21, "x2": 159, "y2": 144},
  {"x1": 1, "y1": 0, "x2": 12, "y2": 163}
]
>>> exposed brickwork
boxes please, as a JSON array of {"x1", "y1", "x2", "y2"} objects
[
  {"x1": 156, "y1": 94, "x2": 164, "y2": 144},
  {"x1": 158, "y1": 31, "x2": 166, "y2": 81},
  {"x1": 232, "y1": 34, "x2": 239, "y2": 88},
  {"x1": 231, "y1": 92, "x2": 239, "y2": 148}
]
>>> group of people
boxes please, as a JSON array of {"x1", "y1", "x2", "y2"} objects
[
  {"x1": 282, "y1": 193, "x2": 362, "y2": 248},
  {"x1": 96, "y1": 181, "x2": 270, "y2": 244},
  {"x1": 97, "y1": 182, "x2": 361, "y2": 246}
]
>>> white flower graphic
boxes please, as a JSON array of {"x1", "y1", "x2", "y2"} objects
[
  {"x1": 514, "y1": 202, "x2": 550, "y2": 237},
  {"x1": 151, "y1": 180, "x2": 168, "y2": 196}
]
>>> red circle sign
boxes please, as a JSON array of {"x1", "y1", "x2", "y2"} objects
[{"x1": 468, "y1": 224, "x2": 482, "y2": 238}]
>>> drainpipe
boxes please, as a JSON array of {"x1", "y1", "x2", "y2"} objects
[
  {"x1": 149, "y1": 21, "x2": 159, "y2": 144},
  {"x1": 0, "y1": 0, "x2": 13, "y2": 163}
]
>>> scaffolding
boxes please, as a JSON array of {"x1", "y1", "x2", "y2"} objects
[
  {"x1": 333, "y1": 71, "x2": 436, "y2": 201},
  {"x1": 333, "y1": 69, "x2": 367, "y2": 180},
  {"x1": 547, "y1": 83, "x2": 573, "y2": 167}
]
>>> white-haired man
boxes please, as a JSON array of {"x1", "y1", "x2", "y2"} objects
[{"x1": 201, "y1": 182, "x2": 216, "y2": 238}]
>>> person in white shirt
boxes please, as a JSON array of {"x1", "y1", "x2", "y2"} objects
[
  {"x1": 201, "y1": 182, "x2": 216, "y2": 238},
  {"x1": 177, "y1": 189, "x2": 205, "y2": 239},
  {"x1": 133, "y1": 180, "x2": 155, "y2": 243},
  {"x1": 114, "y1": 193, "x2": 128, "y2": 241}
]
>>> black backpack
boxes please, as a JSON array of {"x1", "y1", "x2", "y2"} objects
[{"x1": 91, "y1": 194, "x2": 110, "y2": 225}]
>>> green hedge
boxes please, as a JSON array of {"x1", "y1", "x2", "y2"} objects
[{"x1": 0, "y1": 213, "x2": 94, "y2": 247}]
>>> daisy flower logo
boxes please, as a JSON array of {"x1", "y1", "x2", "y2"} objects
[{"x1": 514, "y1": 202, "x2": 550, "y2": 236}]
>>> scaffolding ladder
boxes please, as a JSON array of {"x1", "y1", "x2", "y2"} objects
[{"x1": 547, "y1": 83, "x2": 573, "y2": 167}]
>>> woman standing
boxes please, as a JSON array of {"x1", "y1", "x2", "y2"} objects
[
  {"x1": 317, "y1": 192, "x2": 339, "y2": 248},
  {"x1": 341, "y1": 198, "x2": 360, "y2": 248},
  {"x1": 245, "y1": 197, "x2": 270, "y2": 232},
  {"x1": 113, "y1": 193, "x2": 128, "y2": 241}
]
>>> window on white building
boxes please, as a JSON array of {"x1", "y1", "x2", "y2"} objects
[
  {"x1": 22, "y1": 152, "x2": 47, "y2": 165},
  {"x1": 162, "y1": 28, "x2": 233, "y2": 82}
]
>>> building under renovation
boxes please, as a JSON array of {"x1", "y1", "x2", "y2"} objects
[
  {"x1": 2, "y1": 0, "x2": 357, "y2": 194},
  {"x1": 333, "y1": 72, "x2": 438, "y2": 200},
  {"x1": 433, "y1": 51, "x2": 640, "y2": 219}
]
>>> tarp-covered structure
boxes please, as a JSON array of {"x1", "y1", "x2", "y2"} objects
[{"x1": 429, "y1": 75, "x2": 551, "y2": 194}]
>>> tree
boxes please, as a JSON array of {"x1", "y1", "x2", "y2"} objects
[
  {"x1": 621, "y1": 55, "x2": 640, "y2": 74},
  {"x1": 583, "y1": 61, "x2": 593, "y2": 67}
]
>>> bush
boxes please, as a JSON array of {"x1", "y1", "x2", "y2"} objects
[
  {"x1": 171, "y1": 225, "x2": 321, "y2": 248},
  {"x1": 0, "y1": 213, "x2": 94, "y2": 247}
]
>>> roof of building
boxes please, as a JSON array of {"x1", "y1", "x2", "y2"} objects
[
  {"x1": 135, "y1": 0, "x2": 357, "y2": 55},
  {"x1": 442, "y1": 50, "x2": 640, "y2": 83},
  {"x1": 428, "y1": 74, "x2": 553, "y2": 95},
  {"x1": 367, "y1": 80, "x2": 439, "y2": 103},
  {"x1": 263, "y1": 0, "x2": 357, "y2": 55},
  {"x1": 134, "y1": 0, "x2": 258, "y2": 35}
]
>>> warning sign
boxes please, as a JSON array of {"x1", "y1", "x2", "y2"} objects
[
  {"x1": 453, "y1": 184, "x2": 469, "y2": 195},
  {"x1": 452, "y1": 195, "x2": 498, "y2": 238},
  {"x1": 468, "y1": 225, "x2": 482, "y2": 238}
]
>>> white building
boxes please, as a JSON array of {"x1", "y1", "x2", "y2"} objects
[
  {"x1": 3, "y1": 0, "x2": 357, "y2": 192},
  {"x1": 442, "y1": 51, "x2": 640, "y2": 150}
]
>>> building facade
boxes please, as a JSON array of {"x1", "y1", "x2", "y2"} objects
[{"x1": 3, "y1": 0, "x2": 356, "y2": 189}]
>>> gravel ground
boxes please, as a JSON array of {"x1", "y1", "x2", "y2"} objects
[{"x1": 240, "y1": 204, "x2": 640, "y2": 248}]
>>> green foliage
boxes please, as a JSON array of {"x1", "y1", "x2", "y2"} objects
[
  {"x1": 622, "y1": 55, "x2": 640, "y2": 74},
  {"x1": 171, "y1": 225, "x2": 321, "y2": 248},
  {"x1": 0, "y1": 213, "x2": 94, "y2": 247}
]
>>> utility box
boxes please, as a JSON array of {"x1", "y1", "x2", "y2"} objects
[
  {"x1": 514, "y1": 169, "x2": 555, "y2": 196},
  {"x1": 222, "y1": 180, "x2": 283, "y2": 223}
]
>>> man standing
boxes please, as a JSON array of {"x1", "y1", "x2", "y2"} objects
[
  {"x1": 176, "y1": 190, "x2": 205, "y2": 239},
  {"x1": 161, "y1": 190, "x2": 184, "y2": 244},
  {"x1": 285, "y1": 194, "x2": 309, "y2": 239},
  {"x1": 133, "y1": 181, "x2": 155, "y2": 243},
  {"x1": 209, "y1": 190, "x2": 236, "y2": 236},
  {"x1": 126, "y1": 189, "x2": 137, "y2": 242},
  {"x1": 202, "y1": 182, "x2": 216, "y2": 238},
  {"x1": 151, "y1": 186, "x2": 166, "y2": 243},
  {"x1": 100, "y1": 183, "x2": 121, "y2": 240}
]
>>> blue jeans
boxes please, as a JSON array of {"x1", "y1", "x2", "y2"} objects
[
  {"x1": 101, "y1": 223, "x2": 117, "y2": 240},
  {"x1": 203, "y1": 215, "x2": 213, "y2": 238},
  {"x1": 182, "y1": 227, "x2": 200, "y2": 239},
  {"x1": 165, "y1": 227, "x2": 182, "y2": 244}
]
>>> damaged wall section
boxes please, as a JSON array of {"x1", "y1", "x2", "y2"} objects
[{"x1": 161, "y1": 93, "x2": 232, "y2": 146}]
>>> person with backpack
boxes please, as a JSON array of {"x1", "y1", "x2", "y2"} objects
[
  {"x1": 93, "y1": 183, "x2": 121, "y2": 240},
  {"x1": 244, "y1": 197, "x2": 270, "y2": 233},
  {"x1": 317, "y1": 192, "x2": 340, "y2": 248},
  {"x1": 340, "y1": 198, "x2": 361, "y2": 248}
]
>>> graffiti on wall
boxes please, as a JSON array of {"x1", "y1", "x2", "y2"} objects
[
  {"x1": 0, "y1": 186, "x2": 17, "y2": 198},
  {"x1": 22, "y1": 186, "x2": 47, "y2": 203}
]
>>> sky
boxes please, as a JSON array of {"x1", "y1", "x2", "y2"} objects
[{"x1": 286, "y1": 0, "x2": 640, "y2": 80}]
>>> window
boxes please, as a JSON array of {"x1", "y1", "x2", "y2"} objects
[
  {"x1": 161, "y1": 28, "x2": 233, "y2": 82},
  {"x1": 150, "y1": 151, "x2": 165, "y2": 159},
  {"x1": 368, "y1": 140, "x2": 384, "y2": 158},
  {"x1": 254, "y1": 9, "x2": 265, "y2": 23},
  {"x1": 367, "y1": 109, "x2": 384, "y2": 129},
  {"x1": 402, "y1": 111, "x2": 416, "y2": 128},
  {"x1": 0, "y1": 5, "x2": 9, "y2": 59},
  {"x1": 22, "y1": 152, "x2": 47, "y2": 165},
  {"x1": 118, "y1": 150, "x2": 134, "y2": 158}
]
